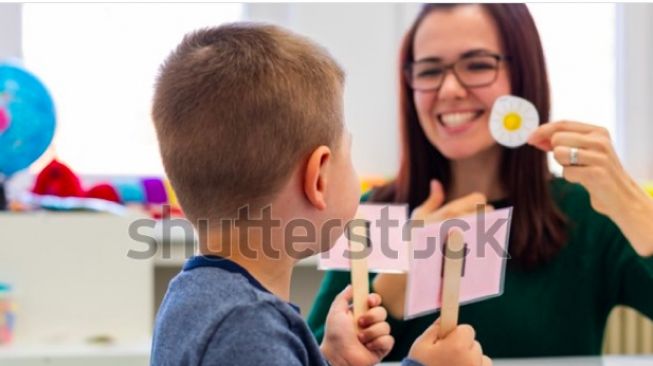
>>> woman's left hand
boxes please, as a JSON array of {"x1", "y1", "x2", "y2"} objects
[{"x1": 528, "y1": 120, "x2": 653, "y2": 256}]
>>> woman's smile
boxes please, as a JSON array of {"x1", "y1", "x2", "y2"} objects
[{"x1": 436, "y1": 110, "x2": 485, "y2": 136}]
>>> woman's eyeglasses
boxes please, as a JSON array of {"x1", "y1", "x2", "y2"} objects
[{"x1": 404, "y1": 52, "x2": 509, "y2": 91}]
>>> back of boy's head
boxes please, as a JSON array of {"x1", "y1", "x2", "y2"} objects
[{"x1": 152, "y1": 23, "x2": 345, "y2": 223}]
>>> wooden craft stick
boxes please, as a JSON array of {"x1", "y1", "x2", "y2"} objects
[
  {"x1": 438, "y1": 228, "x2": 465, "y2": 338},
  {"x1": 349, "y1": 217, "x2": 370, "y2": 331}
]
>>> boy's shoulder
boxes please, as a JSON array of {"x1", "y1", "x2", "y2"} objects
[
  {"x1": 152, "y1": 262, "x2": 326, "y2": 366},
  {"x1": 157, "y1": 264, "x2": 300, "y2": 334}
]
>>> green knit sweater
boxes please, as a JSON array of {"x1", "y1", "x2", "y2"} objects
[{"x1": 307, "y1": 178, "x2": 653, "y2": 359}]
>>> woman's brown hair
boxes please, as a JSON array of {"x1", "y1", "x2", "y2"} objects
[{"x1": 371, "y1": 4, "x2": 567, "y2": 269}]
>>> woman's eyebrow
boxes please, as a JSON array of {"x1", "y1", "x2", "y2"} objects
[
  {"x1": 415, "y1": 48, "x2": 495, "y2": 64},
  {"x1": 414, "y1": 56, "x2": 443, "y2": 63},
  {"x1": 460, "y1": 48, "x2": 496, "y2": 58}
]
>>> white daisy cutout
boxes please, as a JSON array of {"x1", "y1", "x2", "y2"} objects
[{"x1": 489, "y1": 95, "x2": 539, "y2": 148}]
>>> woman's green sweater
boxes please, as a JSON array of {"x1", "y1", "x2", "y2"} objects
[{"x1": 307, "y1": 179, "x2": 653, "y2": 359}]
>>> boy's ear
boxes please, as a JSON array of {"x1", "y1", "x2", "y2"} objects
[{"x1": 304, "y1": 145, "x2": 332, "y2": 210}]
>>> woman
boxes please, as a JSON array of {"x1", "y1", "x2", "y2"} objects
[{"x1": 307, "y1": 3, "x2": 653, "y2": 360}]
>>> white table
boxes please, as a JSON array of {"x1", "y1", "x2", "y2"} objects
[
  {"x1": 382, "y1": 356, "x2": 653, "y2": 366},
  {"x1": 1, "y1": 348, "x2": 652, "y2": 366},
  {"x1": 0, "y1": 343, "x2": 150, "y2": 366}
]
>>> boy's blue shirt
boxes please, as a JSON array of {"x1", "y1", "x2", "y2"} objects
[
  {"x1": 151, "y1": 255, "x2": 327, "y2": 366},
  {"x1": 181, "y1": 255, "x2": 302, "y2": 313},
  {"x1": 151, "y1": 255, "x2": 423, "y2": 366}
]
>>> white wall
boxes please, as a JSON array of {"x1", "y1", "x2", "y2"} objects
[
  {"x1": 617, "y1": 4, "x2": 653, "y2": 181},
  {"x1": 0, "y1": 3, "x2": 21, "y2": 60},
  {"x1": 246, "y1": 3, "x2": 420, "y2": 178}
]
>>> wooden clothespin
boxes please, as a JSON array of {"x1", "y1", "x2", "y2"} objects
[
  {"x1": 349, "y1": 217, "x2": 370, "y2": 331},
  {"x1": 438, "y1": 228, "x2": 465, "y2": 338}
]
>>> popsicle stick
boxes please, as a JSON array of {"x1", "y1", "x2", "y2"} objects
[
  {"x1": 438, "y1": 229, "x2": 465, "y2": 338},
  {"x1": 349, "y1": 218, "x2": 370, "y2": 331}
]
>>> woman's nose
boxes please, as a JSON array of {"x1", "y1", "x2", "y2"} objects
[{"x1": 438, "y1": 70, "x2": 468, "y2": 100}]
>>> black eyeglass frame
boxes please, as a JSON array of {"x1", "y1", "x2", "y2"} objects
[{"x1": 404, "y1": 52, "x2": 511, "y2": 91}]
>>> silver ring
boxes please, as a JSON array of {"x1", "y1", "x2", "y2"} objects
[{"x1": 569, "y1": 147, "x2": 579, "y2": 166}]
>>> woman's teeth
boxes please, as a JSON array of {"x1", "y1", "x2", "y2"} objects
[{"x1": 439, "y1": 112, "x2": 478, "y2": 127}]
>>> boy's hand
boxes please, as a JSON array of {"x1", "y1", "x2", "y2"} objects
[
  {"x1": 408, "y1": 319, "x2": 492, "y2": 366},
  {"x1": 321, "y1": 285, "x2": 394, "y2": 366}
]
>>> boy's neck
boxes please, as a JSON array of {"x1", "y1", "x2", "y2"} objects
[{"x1": 199, "y1": 229, "x2": 296, "y2": 302}]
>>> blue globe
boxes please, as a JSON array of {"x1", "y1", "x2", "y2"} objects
[{"x1": 0, "y1": 62, "x2": 56, "y2": 178}]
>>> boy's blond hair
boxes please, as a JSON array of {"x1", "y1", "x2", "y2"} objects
[{"x1": 152, "y1": 23, "x2": 345, "y2": 222}]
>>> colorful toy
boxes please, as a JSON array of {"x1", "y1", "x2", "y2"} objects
[
  {"x1": 24, "y1": 158, "x2": 183, "y2": 216},
  {"x1": 0, "y1": 283, "x2": 15, "y2": 345},
  {"x1": 114, "y1": 178, "x2": 146, "y2": 203},
  {"x1": 0, "y1": 62, "x2": 56, "y2": 210},
  {"x1": 142, "y1": 178, "x2": 168, "y2": 205},
  {"x1": 32, "y1": 159, "x2": 84, "y2": 198},
  {"x1": 360, "y1": 176, "x2": 387, "y2": 195},
  {"x1": 85, "y1": 183, "x2": 121, "y2": 204}
]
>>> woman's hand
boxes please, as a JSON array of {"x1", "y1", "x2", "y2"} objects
[
  {"x1": 528, "y1": 120, "x2": 653, "y2": 256},
  {"x1": 373, "y1": 180, "x2": 493, "y2": 319},
  {"x1": 411, "y1": 180, "x2": 492, "y2": 223}
]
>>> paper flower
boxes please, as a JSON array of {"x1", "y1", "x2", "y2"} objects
[{"x1": 489, "y1": 95, "x2": 539, "y2": 148}]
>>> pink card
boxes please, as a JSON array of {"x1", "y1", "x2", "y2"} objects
[
  {"x1": 318, "y1": 204, "x2": 410, "y2": 273},
  {"x1": 404, "y1": 208, "x2": 513, "y2": 319}
]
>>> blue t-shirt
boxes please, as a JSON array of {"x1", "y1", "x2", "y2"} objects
[
  {"x1": 151, "y1": 255, "x2": 423, "y2": 366},
  {"x1": 151, "y1": 255, "x2": 327, "y2": 365}
]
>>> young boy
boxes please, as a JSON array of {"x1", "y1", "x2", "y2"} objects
[{"x1": 150, "y1": 23, "x2": 491, "y2": 366}]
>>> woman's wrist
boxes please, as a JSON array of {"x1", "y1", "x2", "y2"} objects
[{"x1": 610, "y1": 179, "x2": 653, "y2": 256}]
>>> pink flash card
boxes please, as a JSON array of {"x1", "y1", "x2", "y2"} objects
[
  {"x1": 404, "y1": 207, "x2": 513, "y2": 319},
  {"x1": 318, "y1": 204, "x2": 410, "y2": 273}
]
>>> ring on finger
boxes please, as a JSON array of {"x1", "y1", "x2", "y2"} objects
[{"x1": 569, "y1": 147, "x2": 580, "y2": 166}]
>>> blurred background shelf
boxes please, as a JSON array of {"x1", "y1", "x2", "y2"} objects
[{"x1": 0, "y1": 211, "x2": 326, "y2": 351}]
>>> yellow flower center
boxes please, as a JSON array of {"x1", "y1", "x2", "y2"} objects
[
  {"x1": 644, "y1": 184, "x2": 653, "y2": 198},
  {"x1": 503, "y1": 112, "x2": 522, "y2": 131}
]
